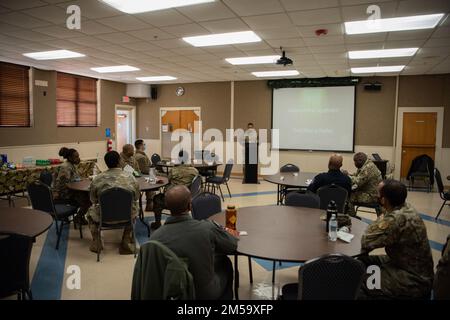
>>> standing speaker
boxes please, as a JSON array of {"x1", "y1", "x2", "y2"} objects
[{"x1": 150, "y1": 86, "x2": 158, "y2": 100}]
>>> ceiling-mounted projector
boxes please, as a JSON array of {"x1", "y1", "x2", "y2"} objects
[{"x1": 276, "y1": 47, "x2": 293, "y2": 66}]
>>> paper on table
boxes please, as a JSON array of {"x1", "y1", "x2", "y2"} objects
[{"x1": 337, "y1": 231, "x2": 354, "y2": 243}]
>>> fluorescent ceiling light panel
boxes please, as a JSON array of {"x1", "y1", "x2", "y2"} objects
[
  {"x1": 226, "y1": 55, "x2": 280, "y2": 65},
  {"x1": 101, "y1": 0, "x2": 215, "y2": 14},
  {"x1": 351, "y1": 66, "x2": 405, "y2": 74},
  {"x1": 183, "y1": 31, "x2": 261, "y2": 47},
  {"x1": 252, "y1": 70, "x2": 299, "y2": 78},
  {"x1": 91, "y1": 65, "x2": 140, "y2": 73},
  {"x1": 23, "y1": 50, "x2": 85, "y2": 60},
  {"x1": 344, "y1": 13, "x2": 444, "y2": 34},
  {"x1": 136, "y1": 76, "x2": 177, "y2": 82},
  {"x1": 348, "y1": 48, "x2": 419, "y2": 59}
]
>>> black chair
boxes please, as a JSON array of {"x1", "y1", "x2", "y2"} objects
[
  {"x1": 434, "y1": 168, "x2": 450, "y2": 220},
  {"x1": 206, "y1": 161, "x2": 233, "y2": 201},
  {"x1": 407, "y1": 154, "x2": 434, "y2": 192},
  {"x1": 191, "y1": 192, "x2": 221, "y2": 220},
  {"x1": 317, "y1": 184, "x2": 348, "y2": 213},
  {"x1": 0, "y1": 233, "x2": 33, "y2": 300},
  {"x1": 39, "y1": 171, "x2": 53, "y2": 187},
  {"x1": 151, "y1": 153, "x2": 164, "y2": 174},
  {"x1": 190, "y1": 175, "x2": 202, "y2": 198},
  {"x1": 98, "y1": 187, "x2": 136, "y2": 262},
  {"x1": 280, "y1": 254, "x2": 365, "y2": 300},
  {"x1": 278, "y1": 164, "x2": 301, "y2": 203},
  {"x1": 285, "y1": 192, "x2": 320, "y2": 208},
  {"x1": 354, "y1": 201, "x2": 382, "y2": 217},
  {"x1": 280, "y1": 164, "x2": 300, "y2": 173},
  {"x1": 27, "y1": 181, "x2": 81, "y2": 249}
]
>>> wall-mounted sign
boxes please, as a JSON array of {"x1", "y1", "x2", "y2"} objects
[{"x1": 105, "y1": 128, "x2": 111, "y2": 138}]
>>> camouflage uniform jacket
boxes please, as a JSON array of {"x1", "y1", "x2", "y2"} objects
[
  {"x1": 361, "y1": 202, "x2": 434, "y2": 286},
  {"x1": 166, "y1": 164, "x2": 199, "y2": 190},
  {"x1": 86, "y1": 168, "x2": 140, "y2": 223},
  {"x1": 434, "y1": 234, "x2": 450, "y2": 299},
  {"x1": 135, "y1": 150, "x2": 151, "y2": 175},
  {"x1": 120, "y1": 152, "x2": 141, "y2": 173},
  {"x1": 54, "y1": 161, "x2": 81, "y2": 200},
  {"x1": 350, "y1": 159, "x2": 382, "y2": 199}
]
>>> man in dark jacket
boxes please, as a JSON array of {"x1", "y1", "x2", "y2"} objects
[
  {"x1": 308, "y1": 154, "x2": 352, "y2": 194},
  {"x1": 150, "y1": 185, "x2": 238, "y2": 300}
]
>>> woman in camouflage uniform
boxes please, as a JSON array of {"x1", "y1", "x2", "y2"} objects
[{"x1": 54, "y1": 147, "x2": 91, "y2": 224}]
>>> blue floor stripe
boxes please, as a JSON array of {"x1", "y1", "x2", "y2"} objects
[
  {"x1": 429, "y1": 240, "x2": 444, "y2": 252},
  {"x1": 30, "y1": 222, "x2": 69, "y2": 300},
  {"x1": 224, "y1": 190, "x2": 277, "y2": 198}
]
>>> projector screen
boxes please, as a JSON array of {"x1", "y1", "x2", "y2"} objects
[{"x1": 272, "y1": 86, "x2": 355, "y2": 152}]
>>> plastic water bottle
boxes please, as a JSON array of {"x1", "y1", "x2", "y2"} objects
[
  {"x1": 148, "y1": 167, "x2": 157, "y2": 184},
  {"x1": 328, "y1": 214, "x2": 338, "y2": 242}
]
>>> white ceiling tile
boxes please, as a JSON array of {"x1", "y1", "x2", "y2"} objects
[
  {"x1": 289, "y1": 8, "x2": 342, "y2": 26},
  {"x1": 97, "y1": 15, "x2": 150, "y2": 32},
  {"x1": 280, "y1": 0, "x2": 339, "y2": 11},
  {"x1": 385, "y1": 39, "x2": 428, "y2": 48},
  {"x1": 416, "y1": 46, "x2": 450, "y2": 56},
  {"x1": 125, "y1": 42, "x2": 162, "y2": 52},
  {"x1": 153, "y1": 39, "x2": 191, "y2": 49},
  {"x1": 223, "y1": 0, "x2": 284, "y2": 16},
  {"x1": 161, "y1": 23, "x2": 209, "y2": 37},
  {"x1": 234, "y1": 41, "x2": 272, "y2": 51},
  {"x1": 303, "y1": 35, "x2": 345, "y2": 46},
  {"x1": 432, "y1": 26, "x2": 450, "y2": 38},
  {"x1": 423, "y1": 37, "x2": 450, "y2": 47},
  {"x1": 297, "y1": 23, "x2": 344, "y2": 37},
  {"x1": 23, "y1": 5, "x2": 67, "y2": 24},
  {"x1": 396, "y1": 0, "x2": 450, "y2": 16},
  {"x1": 188, "y1": 53, "x2": 220, "y2": 61},
  {"x1": 6, "y1": 29, "x2": 55, "y2": 42},
  {"x1": 340, "y1": 0, "x2": 393, "y2": 5},
  {"x1": 135, "y1": 9, "x2": 192, "y2": 27},
  {"x1": 56, "y1": 0, "x2": 122, "y2": 19},
  {"x1": 341, "y1": 2, "x2": 397, "y2": 21},
  {"x1": 266, "y1": 38, "x2": 306, "y2": 48},
  {"x1": 33, "y1": 25, "x2": 82, "y2": 39},
  {"x1": 95, "y1": 32, "x2": 141, "y2": 44},
  {"x1": 176, "y1": 1, "x2": 236, "y2": 22},
  {"x1": 40, "y1": 39, "x2": 81, "y2": 49},
  {"x1": 1, "y1": 0, "x2": 47, "y2": 10},
  {"x1": 387, "y1": 30, "x2": 434, "y2": 41},
  {"x1": 242, "y1": 13, "x2": 294, "y2": 30},
  {"x1": 308, "y1": 45, "x2": 347, "y2": 53},
  {"x1": 257, "y1": 27, "x2": 301, "y2": 40},
  {"x1": 345, "y1": 42, "x2": 385, "y2": 50},
  {"x1": 0, "y1": 12, "x2": 50, "y2": 28},
  {"x1": 199, "y1": 18, "x2": 250, "y2": 33},
  {"x1": 345, "y1": 33, "x2": 387, "y2": 44},
  {"x1": 79, "y1": 20, "x2": 117, "y2": 35},
  {"x1": 170, "y1": 47, "x2": 206, "y2": 56},
  {"x1": 94, "y1": 45, "x2": 136, "y2": 54},
  {"x1": 147, "y1": 50, "x2": 180, "y2": 58},
  {"x1": 127, "y1": 28, "x2": 175, "y2": 41},
  {"x1": 68, "y1": 36, "x2": 112, "y2": 47},
  {"x1": 0, "y1": 22, "x2": 22, "y2": 33},
  {"x1": 241, "y1": 49, "x2": 278, "y2": 55}
]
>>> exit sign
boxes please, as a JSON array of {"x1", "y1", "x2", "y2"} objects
[{"x1": 122, "y1": 96, "x2": 130, "y2": 103}]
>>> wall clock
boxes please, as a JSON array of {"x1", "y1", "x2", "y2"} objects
[{"x1": 176, "y1": 86, "x2": 185, "y2": 96}]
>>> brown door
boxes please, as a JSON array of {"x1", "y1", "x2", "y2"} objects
[
  {"x1": 161, "y1": 110, "x2": 180, "y2": 131},
  {"x1": 116, "y1": 113, "x2": 129, "y2": 152},
  {"x1": 180, "y1": 110, "x2": 199, "y2": 133},
  {"x1": 400, "y1": 112, "x2": 437, "y2": 178}
]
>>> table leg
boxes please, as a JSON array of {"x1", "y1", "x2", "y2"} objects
[
  {"x1": 139, "y1": 192, "x2": 150, "y2": 237},
  {"x1": 234, "y1": 254, "x2": 239, "y2": 300}
]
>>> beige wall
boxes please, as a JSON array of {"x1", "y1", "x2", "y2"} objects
[
  {"x1": 0, "y1": 68, "x2": 133, "y2": 147},
  {"x1": 136, "y1": 82, "x2": 231, "y2": 140}
]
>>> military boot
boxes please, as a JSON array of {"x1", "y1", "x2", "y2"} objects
[{"x1": 119, "y1": 226, "x2": 136, "y2": 255}]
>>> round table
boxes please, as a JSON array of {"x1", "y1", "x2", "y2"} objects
[
  {"x1": 0, "y1": 207, "x2": 53, "y2": 238},
  {"x1": 209, "y1": 205, "x2": 367, "y2": 299},
  {"x1": 67, "y1": 176, "x2": 169, "y2": 236},
  {"x1": 264, "y1": 172, "x2": 318, "y2": 204}
]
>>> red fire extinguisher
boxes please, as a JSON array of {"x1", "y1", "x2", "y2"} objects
[{"x1": 107, "y1": 139, "x2": 113, "y2": 152}]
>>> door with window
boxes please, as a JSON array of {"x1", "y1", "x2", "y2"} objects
[
  {"x1": 116, "y1": 109, "x2": 132, "y2": 152},
  {"x1": 400, "y1": 112, "x2": 437, "y2": 178}
]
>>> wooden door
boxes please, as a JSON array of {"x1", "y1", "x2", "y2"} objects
[
  {"x1": 400, "y1": 112, "x2": 437, "y2": 177},
  {"x1": 116, "y1": 112, "x2": 129, "y2": 152},
  {"x1": 180, "y1": 110, "x2": 199, "y2": 133},
  {"x1": 161, "y1": 110, "x2": 180, "y2": 131}
]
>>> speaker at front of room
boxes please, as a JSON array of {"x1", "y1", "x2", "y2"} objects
[
  {"x1": 150, "y1": 86, "x2": 158, "y2": 100},
  {"x1": 363, "y1": 82, "x2": 382, "y2": 91}
]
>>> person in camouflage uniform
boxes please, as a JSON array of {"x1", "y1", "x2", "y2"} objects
[
  {"x1": 151, "y1": 151, "x2": 199, "y2": 230},
  {"x1": 54, "y1": 147, "x2": 91, "y2": 223},
  {"x1": 86, "y1": 151, "x2": 140, "y2": 255},
  {"x1": 346, "y1": 152, "x2": 382, "y2": 216},
  {"x1": 433, "y1": 234, "x2": 450, "y2": 300},
  {"x1": 134, "y1": 139, "x2": 154, "y2": 212},
  {"x1": 120, "y1": 144, "x2": 140, "y2": 173},
  {"x1": 358, "y1": 180, "x2": 434, "y2": 299}
]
